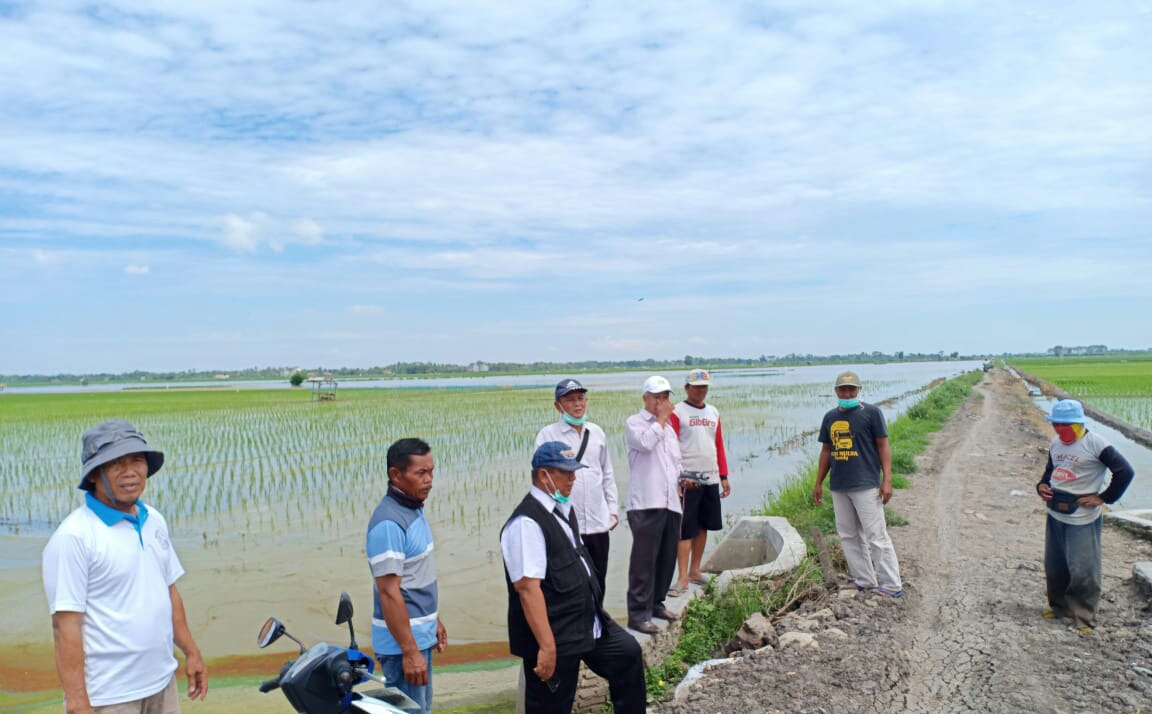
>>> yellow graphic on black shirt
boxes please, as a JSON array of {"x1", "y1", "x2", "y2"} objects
[{"x1": 830, "y1": 420, "x2": 859, "y2": 460}]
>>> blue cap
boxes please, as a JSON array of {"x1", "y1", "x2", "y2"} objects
[
  {"x1": 1047, "y1": 399, "x2": 1086, "y2": 424},
  {"x1": 554, "y1": 378, "x2": 586, "y2": 400},
  {"x1": 531, "y1": 441, "x2": 587, "y2": 472}
]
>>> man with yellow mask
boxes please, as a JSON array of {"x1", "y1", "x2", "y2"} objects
[{"x1": 1036, "y1": 399, "x2": 1135, "y2": 631}]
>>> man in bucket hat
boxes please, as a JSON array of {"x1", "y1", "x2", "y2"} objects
[
  {"x1": 500, "y1": 442, "x2": 645, "y2": 714},
  {"x1": 1037, "y1": 399, "x2": 1135, "y2": 631},
  {"x1": 42, "y1": 420, "x2": 207, "y2": 714}
]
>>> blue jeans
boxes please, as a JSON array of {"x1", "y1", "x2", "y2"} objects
[{"x1": 376, "y1": 648, "x2": 433, "y2": 714}]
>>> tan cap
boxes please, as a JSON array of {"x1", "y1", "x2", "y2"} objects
[{"x1": 834, "y1": 371, "x2": 862, "y2": 388}]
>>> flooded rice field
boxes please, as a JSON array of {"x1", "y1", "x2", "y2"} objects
[{"x1": 1, "y1": 362, "x2": 980, "y2": 659}]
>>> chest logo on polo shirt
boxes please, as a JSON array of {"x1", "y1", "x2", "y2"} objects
[{"x1": 154, "y1": 530, "x2": 171, "y2": 551}]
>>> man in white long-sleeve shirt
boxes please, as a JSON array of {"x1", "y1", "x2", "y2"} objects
[
  {"x1": 624, "y1": 376, "x2": 682, "y2": 635},
  {"x1": 535, "y1": 378, "x2": 620, "y2": 597}
]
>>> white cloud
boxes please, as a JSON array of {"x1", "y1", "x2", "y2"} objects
[
  {"x1": 124, "y1": 264, "x2": 150, "y2": 274},
  {"x1": 347, "y1": 305, "x2": 385, "y2": 316},
  {"x1": 219, "y1": 212, "x2": 326, "y2": 253},
  {"x1": 1, "y1": 0, "x2": 1150, "y2": 371},
  {"x1": 220, "y1": 212, "x2": 266, "y2": 253}
]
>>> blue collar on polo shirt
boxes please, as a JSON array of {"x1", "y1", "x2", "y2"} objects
[{"x1": 85, "y1": 492, "x2": 149, "y2": 547}]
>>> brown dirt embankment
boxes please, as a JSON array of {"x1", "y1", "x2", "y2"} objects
[{"x1": 662, "y1": 368, "x2": 1152, "y2": 714}]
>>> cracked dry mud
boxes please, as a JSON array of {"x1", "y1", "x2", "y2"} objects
[{"x1": 661, "y1": 369, "x2": 1152, "y2": 714}]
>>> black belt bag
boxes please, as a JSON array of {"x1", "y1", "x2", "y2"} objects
[
  {"x1": 680, "y1": 471, "x2": 709, "y2": 485},
  {"x1": 1048, "y1": 489, "x2": 1081, "y2": 515}
]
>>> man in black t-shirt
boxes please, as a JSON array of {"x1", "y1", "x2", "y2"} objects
[{"x1": 812, "y1": 371, "x2": 903, "y2": 597}]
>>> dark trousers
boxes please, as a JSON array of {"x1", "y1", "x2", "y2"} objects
[
  {"x1": 522, "y1": 619, "x2": 646, "y2": 714},
  {"x1": 582, "y1": 531, "x2": 610, "y2": 599},
  {"x1": 626, "y1": 508, "x2": 680, "y2": 622},
  {"x1": 1045, "y1": 515, "x2": 1103, "y2": 627}
]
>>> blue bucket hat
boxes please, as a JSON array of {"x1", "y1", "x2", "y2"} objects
[
  {"x1": 531, "y1": 441, "x2": 586, "y2": 472},
  {"x1": 79, "y1": 419, "x2": 165, "y2": 491},
  {"x1": 1047, "y1": 399, "x2": 1086, "y2": 425},
  {"x1": 555, "y1": 378, "x2": 587, "y2": 400}
]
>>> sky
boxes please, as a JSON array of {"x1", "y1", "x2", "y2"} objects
[{"x1": 1, "y1": 0, "x2": 1150, "y2": 374}]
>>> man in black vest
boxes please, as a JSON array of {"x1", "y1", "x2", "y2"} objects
[{"x1": 500, "y1": 442, "x2": 646, "y2": 714}]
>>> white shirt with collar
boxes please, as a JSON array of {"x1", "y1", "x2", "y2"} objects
[
  {"x1": 501, "y1": 486, "x2": 601, "y2": 637},
  {"x1": 625, "y1": 408, "x2": 683, "y2": 513},
  {"x1": 42, "y1": 497, "x2": 184, "y2": 706},
  {"x1": 535, "y1": 420, "x2": 619, "y2": 535}
]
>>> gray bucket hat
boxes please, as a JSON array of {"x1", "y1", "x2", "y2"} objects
[{"x1": 79, "y1": 419, "x2": 164, "y2": 491}]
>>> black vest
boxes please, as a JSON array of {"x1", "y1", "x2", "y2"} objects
[{"x1": 502, "y1": 494, "x2": 604, "y2": 659}]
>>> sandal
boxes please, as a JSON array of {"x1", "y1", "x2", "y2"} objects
[
  {"x1": 843, "y1": 580, "x2": 872, "y2": 591},
  {"x1": 690, "y1": 577, "x2": 710, "y2": 587},
  {"x1": 667, "y1": 584, "x2": 688, "y2": 598},
  {"x1": 874, "y1": 586, "x2": 904, "y2": 599}
]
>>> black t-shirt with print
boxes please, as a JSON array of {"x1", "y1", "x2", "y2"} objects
[{"x1": 818, "y1": 403, "x2": 888, "y2": 492}]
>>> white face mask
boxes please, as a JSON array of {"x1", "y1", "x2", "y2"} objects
[{"x1": 544, "y1": 470, "x2": 570, "y2": 505}]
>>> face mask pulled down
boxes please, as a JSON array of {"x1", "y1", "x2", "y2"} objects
[
  {"x1": 544, "y1": 470, "x2": 570, "y2": 505},
  {"x1": 839, "y1": 398, "x2": 860, "y2": 409},
  {"x1": 562, "y1": 411, "x2": 587, "y2": 427}
]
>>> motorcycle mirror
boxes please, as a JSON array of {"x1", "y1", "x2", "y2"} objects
[
  {"x1": 336, "y1": 592, "x2": 359, "y2": 651},
  {"x1": 258, "y1": 616, "x2": 307, "y2": 654},
  {"x1": 257, "y1": 617, "x2": 285, "y2": 648},
  {"x1": 335, "y1": 592, "x2": 354, "y2": 625}
]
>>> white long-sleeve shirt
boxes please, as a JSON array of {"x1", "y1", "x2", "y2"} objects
[
  {"x1": 624, "y1": 409, "x2": 683, "y2": 513},
  {"x1": 535, "y1": 421, "x2": 620, "y2": 535}
]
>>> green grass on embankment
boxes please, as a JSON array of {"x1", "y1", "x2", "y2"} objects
[
  {"x1": 640, "y1": 370, "x2": 985, "y2": 704},
  {"x1": 758, "y1": 369, "x2": 984, "y2": 538}
]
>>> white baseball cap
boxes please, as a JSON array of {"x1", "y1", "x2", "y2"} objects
[{"x1": 643, "y1": 375, "x2": 672, "y2": 394}]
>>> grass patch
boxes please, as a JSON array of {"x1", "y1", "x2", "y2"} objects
[
  {"x1": 758, "y1": 462, "x2": 836, "y2": 541},
  {"x1": 757, "y1": 369, "x2": 983, "y2": 536},
  {"x1": 645, "y1": 560, "x2": 825, "y2": 701}
]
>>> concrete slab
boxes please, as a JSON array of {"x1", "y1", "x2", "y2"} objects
[
  {"x1": 1133, "y1": 562, "x2": 1152, "y2": 595},
  {"x1": 702, "y1": 516, "x2": 807, "y2": 594},
  {"x1": 1104, "y1": 509, "x2": 1152, "y2": 538}
]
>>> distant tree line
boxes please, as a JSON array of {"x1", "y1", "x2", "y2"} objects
[{"x1": 6, "y1": 348, "x2": 1150, "y2": 386}]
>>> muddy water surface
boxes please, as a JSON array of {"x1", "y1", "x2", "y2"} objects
[{"x1": 0, "y1": 362, "x2": 980, "y2": 697}]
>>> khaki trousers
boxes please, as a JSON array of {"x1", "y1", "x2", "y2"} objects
[{"x1": 94, "y1": 677, "x2": 180, "y2": 714}]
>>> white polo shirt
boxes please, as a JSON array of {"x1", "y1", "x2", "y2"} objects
[{"x1": 42, "y1": 495, "x2": 184, "y2": 706}]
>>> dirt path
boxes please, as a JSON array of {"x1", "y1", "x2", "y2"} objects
[{"x1": 662, "y1": 369, "x2": 1152, "y2": 714}]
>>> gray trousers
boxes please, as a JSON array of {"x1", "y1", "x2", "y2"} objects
[
  {"x1": 626, "y1": 508, "x2": 681, "y2": 622},
  {"x1": 1045, "y1": 514, "x2": 1103, "y2": 627},
  {"x1": 832, "y1": 488, "x2": 902, "y2": 591}
]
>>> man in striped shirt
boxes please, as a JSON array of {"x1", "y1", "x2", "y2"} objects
[{"x1": 367, "y1": 438, "x2": 447, "y2": 714}]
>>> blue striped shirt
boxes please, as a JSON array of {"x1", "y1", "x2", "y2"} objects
[{"x1": 367, "y1": 495, "x2": 438, "y2": 654}]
